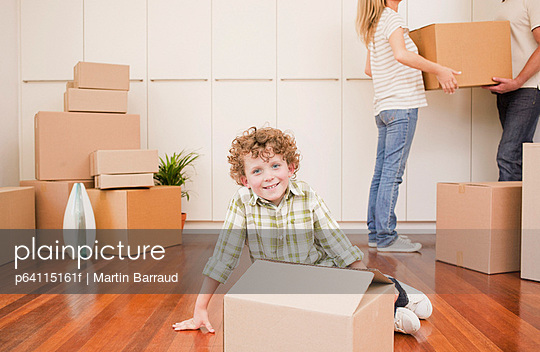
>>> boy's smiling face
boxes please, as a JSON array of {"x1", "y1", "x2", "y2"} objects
[{"x1": 240, "y1": 153, "x2": 295, "y2": 206}]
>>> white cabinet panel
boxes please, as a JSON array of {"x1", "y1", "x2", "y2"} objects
[
  {"x1": 471, "y1": 88, "x2": 500, "y2": 182},
  {"x1": 342, "y1": 81, "x2": 406, "y2": 221},
  {"x1": 278, "y1": 81, "x2": 342, "y2": 218},
  {"x1": 408, "y1": 0, "x2": 471, "y2": 29},
  {"x1": 407, "y1": 89, "x2": 472, "y2": 220},
  {"x1": 84, "y1": 0, "x2": 146, "y2": 79},
  {"x1": 343, "y1": 0, "x2": 367, "y2": 79},
  {"x1": 148, "y1": 82, "x2": 212, "y2": 220},
  {"x1": 472, "y1": 0, "x2": 501, "y2": 21},
  {"x1": 148, "y1": 0, "x2": 211, "y2": 79},
  {"x1": 278, "y1": 0, "x2": 341, "y2": 78},
  {"x1": 21, "y1": 0, "x2": 83, "y2": 80},
  {"x1": 128, "y1": 81, "x2": 148, "y2": 149},
  {"x1": 213, "y1": 0, "x2": 276, "y2": 78},
  {"x1": 20, "y1": 83, "x2": 66, "y2": 180},
  {"x1": 212, "y1": 82, "x2": 277, "y2": 220}
]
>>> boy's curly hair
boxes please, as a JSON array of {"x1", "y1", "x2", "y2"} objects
[{"x1": 228, "y1": 126, "x2": 301, "y2": 186}]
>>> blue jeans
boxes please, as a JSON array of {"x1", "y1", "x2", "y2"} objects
[
  {"x1": 367, "y1": 109, "x2": 418, "y2": 247},
  {"x1": 496, "y1": 88, "x2": 540, "y2": 181}
]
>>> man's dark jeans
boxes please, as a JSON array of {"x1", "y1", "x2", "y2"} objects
[{"x1": 496, "y1": 88, "x2": 540, "y2": 181}]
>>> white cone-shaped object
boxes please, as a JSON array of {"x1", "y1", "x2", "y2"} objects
[{"x1": 63, "y1": 183, "x2": 96, "y2": 259}]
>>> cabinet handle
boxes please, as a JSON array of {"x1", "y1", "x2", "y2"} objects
[
  {"x1": 130, "y1": 79, "x2": 144, "y2": 82},
  {"x1": 214, "y1": 78, "x2": 273, "y2": 82},
  {"x1": 280, "y1": 78, "x2": 339, "y2": 81},
  {"x1": 150, "y1": 78, "x2": 208, "y2": 82},
  {"x1": 23, "y1": 79, "x2": 69, "y2": 83},
  {"x1": 346, "y1": 78, "x2": 371, "y2": 81}
]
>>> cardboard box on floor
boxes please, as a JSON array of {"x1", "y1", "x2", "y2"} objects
[
  {"x1": 35, "y1": 111, "x2": 140, "y2": 181},
  {"x1": 90, "y1": 149, "x2": 158, "y2": 176},
  {"x1": 436, "y1": 182, "x2": 522, "y2": 274},
  {"x1": 86, "y1": 186, "x2": 182, "y2": 255},
  {"x1": 64, "y1": 88, "x2": 128, "y2": 113},
  {"x1": 73, "y1": 62, "x2": 130, "y2": 91},
  {"x1": 0, "y1": 187, "x2": 35, "y2": 266},
  {"x1": 522, "y1": 144, "x2": 540, "y2": 281},
  {"x1": 409, "y1": 21, "x2": 512, "y2": 90},
  {"x1": 224, "y1": 260, "x2": 395, "y2": 352},
  {"x1": 95, "y1": 173, "x2": 154, "y2": 189}
]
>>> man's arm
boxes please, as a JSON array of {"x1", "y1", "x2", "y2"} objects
[{"x1": 485, "y1": 27, "x2": 540, "y2": 94}]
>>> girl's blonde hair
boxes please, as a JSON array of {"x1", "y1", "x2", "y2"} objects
[{"x1": 356, "y1": 0, "x2": 386, "y2": 46}]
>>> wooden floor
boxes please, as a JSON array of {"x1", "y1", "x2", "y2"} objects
[{"x1": 1, "y1": 233, "x2": 539, "y2": 351}]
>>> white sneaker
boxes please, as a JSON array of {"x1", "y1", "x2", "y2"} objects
[
  {"x1": 369, "y1": 235, "x2": 409, "y2": 248},
  {"x1": 400, "y1": 282, "x2": 433, "y2": 319},
  {"x1": 394, "y1": 307, "x2": 421, "y2": 334},
  {"x1": 377, "y1": 236, "x2": 422, "y2": 252}
]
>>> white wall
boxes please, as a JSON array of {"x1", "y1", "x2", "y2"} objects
[{"x1": 0, "y1": 0, "x2": 19, "y2": 187}]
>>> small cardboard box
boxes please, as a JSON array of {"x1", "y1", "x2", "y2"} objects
[
  {"x1": 73, "y1": 61, "x2": 130, "y2": 91},
  {"x1": 0, "y1": 187, "x2": 35, "y2": 266},
  {"x1": 95, "y1": 173, "x2": 154, "y2": 189},
  {"x1": 522, "y1": 144, "x2": 540, "y2": 281},
  {"x1": 35, "y1": 111, "x2": 140, "y2": 181},
  {"x1": 64, "y1": 88, "x2": 128, "y2": 113},
  {"x1": 436, "y1": 182, "x2": 522, "y2": 274},
  {"x1": 90, "y1": 149, "x2": 158, "y2": 176},
  {"x1": 224, "y1": 260, "x2": 395, "y2": 352},
  {"x1": 87, "y1": 186, "x2": 182, "y2": 255},
  {"x1": 409, "y1": 21, "x2": 512, "y2": 90}
]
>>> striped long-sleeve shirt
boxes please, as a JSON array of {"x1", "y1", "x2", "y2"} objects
[
  {"x1": 203, "y1": 180, "x2": 364, "y2": 284},
  {"x1": 369, "y1": 7, "x2": 427, "y2": 116}
]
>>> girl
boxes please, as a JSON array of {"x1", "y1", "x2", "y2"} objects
[{"x1": 356, "y1": 0, "x2": 460, "y2": 252}]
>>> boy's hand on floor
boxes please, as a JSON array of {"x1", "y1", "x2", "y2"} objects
[{"x1": 172, "y1": 310, "x2": 215, "y2": 333}]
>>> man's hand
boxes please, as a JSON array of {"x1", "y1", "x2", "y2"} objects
[
  {"x1": 483, "y1": 77, "x2": 522, "y2": 94},
  {"x1": 172, "y1": 307, "x2": 215, "y2": 333}
]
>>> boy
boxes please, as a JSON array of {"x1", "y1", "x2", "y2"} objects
[{"x1": 173, "y1": 126, "x2": 431, "y2": 335}]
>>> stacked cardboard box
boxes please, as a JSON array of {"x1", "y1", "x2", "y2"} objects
[
  {"x1": 409, "y1": 21, "x2": 512, "y2": 90},
  {"x1": 91, "y1": 149, "x2": 158, "y2": 189},
  {"x1": 522, "y1": 143, "x2": 540, "y2": 282},
  {"x1": 65, "y1": 62, "x2": 129, "y2": 113},
  {"x1": 26, "y1": 62, "x2": 183, "y2": 255},
  {"x1": 0, "y1": 187, "x2": 35, "y2": 266},
  {"x1": 436, "y1": 182, "x2": 522, "y2": 274}
]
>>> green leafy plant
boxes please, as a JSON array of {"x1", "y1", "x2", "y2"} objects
[{"x1": 154, "y1": 150, "x2": 200, "y2": 201}]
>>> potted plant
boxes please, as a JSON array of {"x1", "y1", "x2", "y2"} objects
[{"x1": 154, "y1": 150, "x2": 200, "y2": 229}]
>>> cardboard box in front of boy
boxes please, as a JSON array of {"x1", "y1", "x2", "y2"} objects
[
  {"x1": 64, "y1": 88, "x2": 128, "y2": 113},
  {"x1": 409, "y1": 21, "x2": 512, "y2": 90},
  {"x1": 0, "y1": 187, "x2": 35, "y2": 266},
  {"x1": 86, "y1": 186, "x2": 182, "y2": 255},
  {"x1": 90, "y1": 149, "x2": 158, "y2": 176},
  {"x1": 35, "y1": 111, "x2": 140, "y2": 181},
  {"x1": 224, "y1": 260, "x2": 395, "y2": 352},
  {"x1": 73, "y1": 61, "x2": 130, "y2": 91},
  {"x1": 522, "y1": 143, "x2": 540, "y2": 282},
  {"x1": 436, "y1": 182, "x2": 522, "y2": 274}
]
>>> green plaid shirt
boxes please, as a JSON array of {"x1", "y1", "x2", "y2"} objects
[{"x1": 203, "y1": 180, "x2": 364, "y2": 284}]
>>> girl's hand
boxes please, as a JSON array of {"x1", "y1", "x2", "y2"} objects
[
  {"x1": 436, "y1": 66, "x2": 461, "y2": 94},
  {"x1": 172, "y1": 307, "x2": 215, "y2": 333}
]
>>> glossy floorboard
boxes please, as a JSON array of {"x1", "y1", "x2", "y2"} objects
[{"x1": 1, "y1": 234, "x2": 539, "y2": 351}]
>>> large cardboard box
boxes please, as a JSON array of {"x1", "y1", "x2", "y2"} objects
[
  {"x1": 0, "y1": 187, "x2": 35, "y2": 266},
  {"x1": 35, "y1": 111, "x2": 140, "y2": 180},
  {"x1": 224, "y1": 260, "x2": 395, "y2": 352},
  {"x1": 409, "y1": 21, "x2": 512, "y2": 90},
  {"x1": 522, "y1": 144, "x2": 540, "y2": 281},
  {"x1": 64, "y1": 88, "x2": 128, "y2": 113},
  {"x1": 19, "y1": 180, "x2": 94, "y2": 230},
  {"x1": 90, "y1": 149, "x2": 158, "y2": 176},
  {"x1": 436, "y1": 182, "x2": 522, "y2": 274},
  {"x1": 87, "y1": 186, "x2": 182, "y2": 255},
  {"x1": 73, "y1": 61, "x2": 130, "y2": 91},
  {"x1": 95, "y1": 173, "x2": 154, "y2": 189}
]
